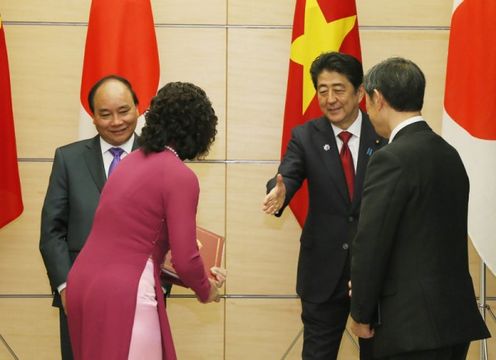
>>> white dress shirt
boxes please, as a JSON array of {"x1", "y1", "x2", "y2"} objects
[
  {"x1": 100, "y1": 135, "x2": 135, "y2": 178},
  {"x1": 389, "y1": 116, "x2": 425, "y2": 144}
]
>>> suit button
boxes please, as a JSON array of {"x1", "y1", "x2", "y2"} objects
[
  {"x1": 348, "y1": 216, "x2": 354, "y2": 222},
  {"x1": 342, "y1": 243, "x2": 349, "y2": 250}
]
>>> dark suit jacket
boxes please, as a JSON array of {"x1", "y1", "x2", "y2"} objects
[
  {"x1": 267, "y1": 113, "x2": 384, "y2": 303},
  {"x1": 40, "y1": 135, "x2": 138, "y2": 307},
  {"x1": 351, "y1": 121, "x2": 490, "y2": 358}
]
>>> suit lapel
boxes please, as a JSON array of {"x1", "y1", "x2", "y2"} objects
[
  {"x1": 83, "y1": 135, "x2": 106, "y2": 193},
  {"x1": 312, "y1": 117, "x2": 350, "y2": 203},
  {"x1": 353, "y1": 113, "x2": 384, "y2": 209},
  {"x1": 131, "y1": 134, "x2": 139, "y2": 151}
]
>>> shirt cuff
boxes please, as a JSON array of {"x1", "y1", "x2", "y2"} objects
[{"x1": 57, "y1": 282, "x2": 67, "y2": 294}]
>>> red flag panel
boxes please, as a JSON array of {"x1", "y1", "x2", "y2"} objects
[
  {"x1": 0, "y1": 19, "x2": 23, "y2": 228},
  {"x1": 444, "y1": 0, "x2": 496, "y2": 140},
  {"x1": 80, "y1": 0, "x2": 160, "y2": 115}
]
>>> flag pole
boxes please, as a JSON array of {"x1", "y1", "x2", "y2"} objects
[{"x1": 479, "y1": 262, "x2": 488, "y2": 360}]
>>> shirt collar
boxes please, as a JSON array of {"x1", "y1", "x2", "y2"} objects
[
  {"x1": 389, "y1": 115, "x2": 424, "y2": 143},
  {"x1": 100, "y1": 134, "x2": 135, "y2": 155},
  {"x1": 331, "y1": 110, "x2": 362, "y2": 139}
]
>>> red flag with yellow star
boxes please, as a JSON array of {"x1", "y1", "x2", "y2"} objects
[
  {"x1": 282, "y1": 0, "x2": 362, "y2": 226},
  {"x1": 0, "y1": 15, "x2": 23, "y2": 228}
]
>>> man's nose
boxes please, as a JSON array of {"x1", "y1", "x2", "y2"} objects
[
  {"x1": 327, "y1": 91, "x2": 337, "y2": 103},
  {"x1": 110, "y1": 113, "x2": 124, "y2": 126}
]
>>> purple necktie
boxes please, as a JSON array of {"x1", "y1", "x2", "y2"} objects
[
  {"x1": 338, "y1": 131, "x2": 355, "y2": 200},
  {"x1": 108, "y1": 147, "x2": 124, "y2": 177}
]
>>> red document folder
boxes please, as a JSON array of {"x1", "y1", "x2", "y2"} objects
[{"x1": 160, "y1": 226, "x2": 224, "y2": 287}]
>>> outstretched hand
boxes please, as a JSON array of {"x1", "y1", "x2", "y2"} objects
[{"x1": 262, "y1": 174, "x2": 286, "y2": 215}]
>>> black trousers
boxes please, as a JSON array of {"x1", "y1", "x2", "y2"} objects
[
  {"x1": 382, "y1": 342, "x2": 470, "y2": 360},
  {"x1": 59, "y1": 308, "x2": 74, "y2": 360},
  {"x1": 301, "y1": 255, "x2": 374, "y2": 360}
]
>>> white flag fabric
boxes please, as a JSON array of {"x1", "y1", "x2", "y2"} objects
[{"x1": 442, "y1": 0, "x2": 496, "y2": 274}]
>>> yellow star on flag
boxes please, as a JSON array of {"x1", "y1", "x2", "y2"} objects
[{"x1": 290, "y1": 0, "x2": 356, "y2": 113}]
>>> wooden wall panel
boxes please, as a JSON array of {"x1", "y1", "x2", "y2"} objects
[
  {"x1": 0, "y1": 342, "x2": 13, "y2": 359},
  {"x1": 173, "y1": 162, "x2": 226, "y2": 296},
  {"x1": 6, "y1": 26, "x2": 85, "y2": 158},
  {"x1": 156, "y1": 27, "x2": 227, "y2": 160},
  {"x1": 189, "y1": 163, "x2": 226, "y2": 238},
  {"x1": 356, "y1": 0, "x2": 452, "y2": 27},
  {"x1": 167, "y1": 299, "x2": 224, "y2": 359},
  {"x1": 0, "y1": 0, "x2": 454, "y2": 28},
  {"x1": 228, "y1": 0, "x2": 453, "y2": 28},
  {"x1": 483, "y1": 303, "x2": 496, "y2": 354},
  {"x1": 0, "y1": 0, "x2": 225, "y2": 24},
  {"x1": 226, "y1": 164, "x2": 300, "y2": 295},
  {"x1": 0, "y1": 1, "x2": 90, "y2": 22},
  {"x1": 152, "y1": 0, "x2": 226, "y2": 24},
  {"x1": 468, "y1": 240, "x2": 496, "y2": 297},
  {"x1": 0, "y1": 163, "x2": 52, "y2": 294},
  {"x1": 0, "y1": 298, "x2": 59, "y2": 360},
  {"x1": 225, "y1": 299, "x2": 302, "y2": 359},
  {"x1": 224, "y1": 301, "x2": 365, "y2": 359},
  {"x1": 360, "y1": 30, "x2": 450, "y2": 134},
  {"x1": 228, "y1": 0, "x2": 295, "y2": 25},
  {"x1": 227, "y1": 28, "x2": 291, "y2": 160}
]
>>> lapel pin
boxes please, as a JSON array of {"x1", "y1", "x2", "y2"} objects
[
  {"x1": 323, "y1": 144, "x2": 330, "y2": 151},
  {"x1": 366, "y1": 147, "x2": 373, "y2": 156},
  {"x1": 375, "y1": 139, "x2": 380, "y2": 144}
]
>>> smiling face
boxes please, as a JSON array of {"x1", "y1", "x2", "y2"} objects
[
  {"x1": 91, "y1": 79, "x2": 139, "y2": 146},
  {"x1": 316, "y1": 70, "x2": 364, "y2": 130}
]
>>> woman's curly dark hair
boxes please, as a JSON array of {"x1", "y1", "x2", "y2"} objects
[{"x1": 139, "y1": 82, "x2": 218, "y2": 160}]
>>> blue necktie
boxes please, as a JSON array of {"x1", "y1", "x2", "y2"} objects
[{"x1": 108, "y1": 147, "x2": 124, "y2": 177}]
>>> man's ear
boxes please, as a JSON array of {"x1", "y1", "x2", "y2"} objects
[
  {"x1": 373, "y1": 89, "x2": 385, "y2": 110},
  {"x1": 357, "y1": 84, "x2": 365, "y2": 102}
]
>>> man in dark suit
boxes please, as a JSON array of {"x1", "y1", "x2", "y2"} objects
[
  {"x1": 350, "y1": 57, "x2": 490, "y2": 359},
  {"x1": 263, "y1": 52, "x2": 384, "y2": 359},
  {"x1": 40, "y1": 75, "x2": 140, "y2": 360}
]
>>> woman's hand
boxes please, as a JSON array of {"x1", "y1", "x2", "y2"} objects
[
  {"x1": 210, "y1": 267, "x2": 227, "y2": 288},
  {"x1": 200, "y1": 267, "x2": 227, "y2": 303},
  {"x1": 204, "y1": 278, "x2": 221, "y2": 303}
]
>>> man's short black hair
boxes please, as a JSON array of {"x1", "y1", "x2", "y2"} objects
[{"x1": 87, "y1": 75, "x2": 139, "y2": 114}]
